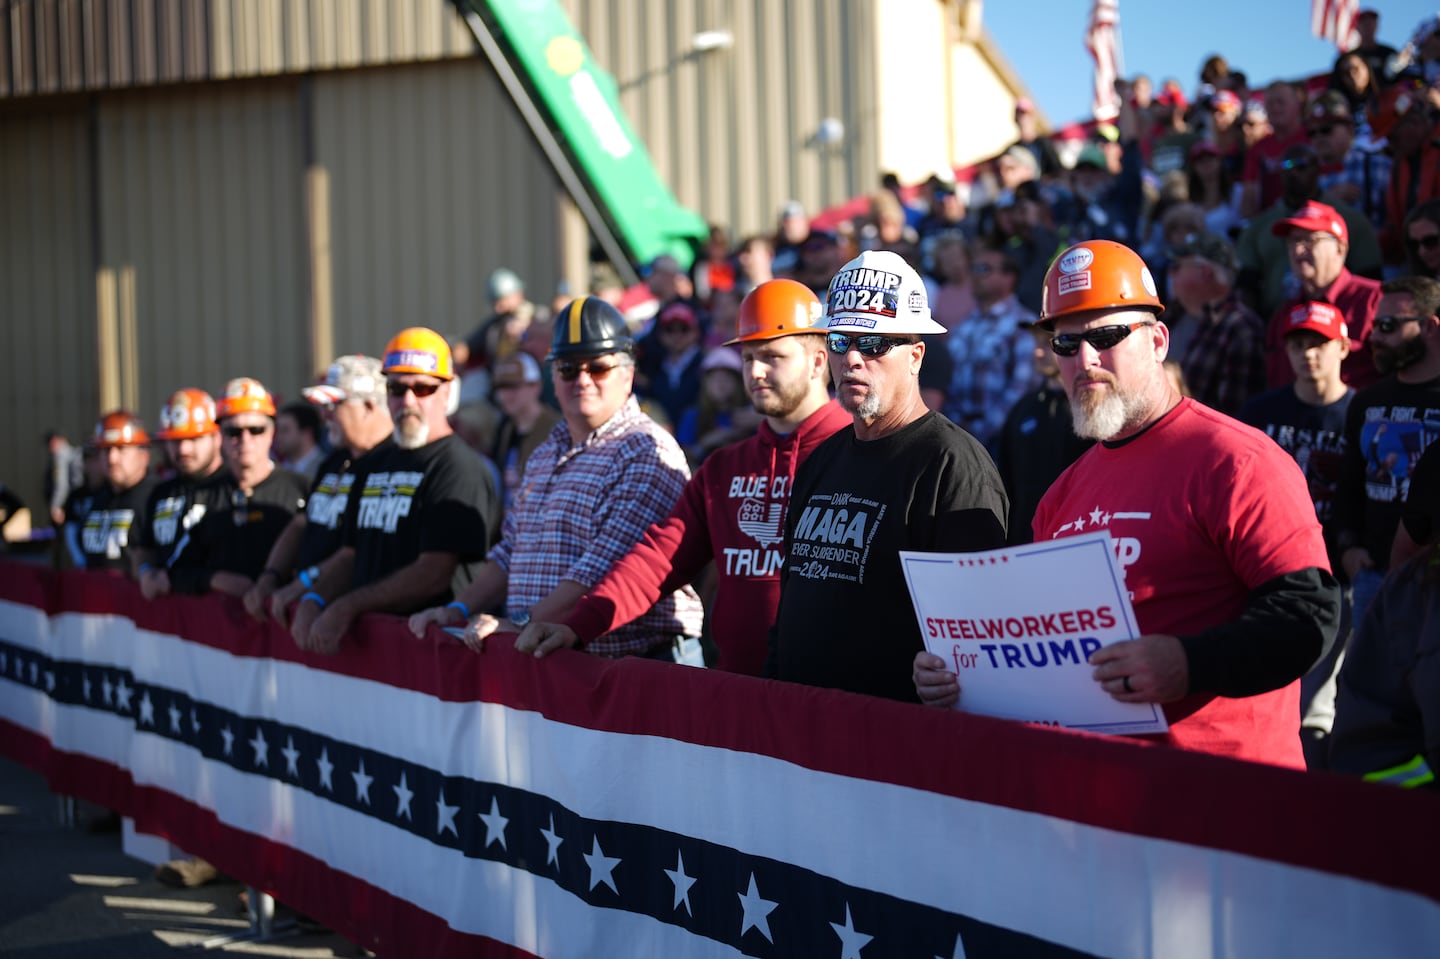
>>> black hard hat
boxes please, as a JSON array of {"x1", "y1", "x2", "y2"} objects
[{"x1": 547, "y1": 296, "x2": 634, "y2": 360}]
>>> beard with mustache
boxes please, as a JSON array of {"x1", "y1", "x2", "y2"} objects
[
  {"x1": 1372, "y1": 335, "x2": 1428, "y2": 376},
  {"x1": 1069, "y1": 371, "x2": 1152, "y2": 440},
  {"x1": 394, "y1": 409, "x2": 431, "y2": 450}
]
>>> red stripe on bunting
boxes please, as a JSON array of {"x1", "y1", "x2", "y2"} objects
[
  {"x1": 5, "y1": 564, "x2": 1439, "y2": 906},
  {"x1": 0, "y1": 718, "x2": 540, "y2": 959}
]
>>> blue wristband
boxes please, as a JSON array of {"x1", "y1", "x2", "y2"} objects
[
  {"x1": 446, "y1": 601, "x2": 471, "y2": 620},
  {"x1": 300, "y1": 591, "x2": 326, "y2": 609},
  {"x1": 298, "y1": 566, "x2": 317, "y2": 588},
  {"x1": 139, "y1": 563, "x2": 155, "y2": 575}
]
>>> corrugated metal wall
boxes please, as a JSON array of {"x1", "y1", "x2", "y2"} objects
[
  {"x1": 0, "y1": 99, "x2": 98, "y2": 517},
  {"x1": 312, "y1": 58, "x2": 565, "y2": 356},
  {"x1": 0, "y1": 0, "x2": 474, "y2": 97},
  {"x1": 564, "y1": 0, "x2": 879, "y2": 239}
]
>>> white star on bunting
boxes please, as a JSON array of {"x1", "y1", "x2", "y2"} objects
[
  {"x1": 281, "y1": 736, "x2": 301, "y2": 777},
  {"x1": 220, "y1": 725, "x2": 235, "y2": 756},
  {"x1": 830, "y1": 903, "x2": 873, "y2": 959},
  {"x1": 663, "y1": 851, "x2": 697, "y2": 915},
  {"x1": 138, "y1": 692, "x2": 155, "y2": 726},
  {"x1": 248, "y1": 727, "x2": 269, "y2": 768},
  {"x1": 478, "y1": 797, "x2": 508, "y2": 850},
  {"x1": 582, "y1": 836, "x2": 621, "y2": 894},
  {"x1": 738, "y1": 873, "x2": 778, "y2": 943},
  {"x1": 352, "y1": 759, "x2": 373, "y2": 804},
  {"x1": 316, "y1": 748, "x2": 334, "y2": 792},
  {"x1": 393, "y1": 771, "x2": 414, "y2": 820},
  {"x1": 540, "y1": 813, "x2": 563, "y2": 867}
]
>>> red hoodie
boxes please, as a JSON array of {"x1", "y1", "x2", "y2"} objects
[{"x1": 565, "y1": 400, "x2": 851, "y2": 675}]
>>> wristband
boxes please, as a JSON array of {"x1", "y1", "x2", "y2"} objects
[
  {"x1": 446, "y1": 601, "x2": 471, "y2": 620},
  {"x1": 139, "y1": 563, "x2": 155, "y2": 575},
  {"x1": 300, "y1": 591, "x2": 326, "y2": 609},
  {"x1": 298, "y1": 565, "x2": 320, "y2": 588}
]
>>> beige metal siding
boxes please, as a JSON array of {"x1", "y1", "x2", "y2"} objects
[
  {"x1": 0, "y1": 102, "x2": 97, "y2": 517},
  {"x1": 1, "y1": 0, "x2": 475, "y2": 99},
  {"x1": 564, "y1": 0, "x2": 878, "y2": 239},
  {"x1": 95, "y1": 81, "x2": 309, "y2": 415},
  {"x1": 312, "y1": 59, "x2": 566, "y2": 357}
]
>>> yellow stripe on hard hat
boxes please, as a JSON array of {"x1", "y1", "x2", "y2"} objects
[{"x1": 567, "y1": 298, "x2": 585, "y2": 344}]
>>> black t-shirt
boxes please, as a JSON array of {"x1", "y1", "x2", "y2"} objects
[
  {"x1": 1402, "y1": 441, "x2": 1440, "y2": 545},
  {"x1": 79, "y1": 477, "x2": 159, "y2": 571},
  {"x1": 771, "y1": 412, "x2": 1008, "y2": 702},
  {"x1": 61, "y1": 483, "x2": 104, "y2": 568},
  {"x1": 136, "y1": 469, "x2": 235, "y2": 561},
  {"x1": 169, "y1": 468, "x2": 309, "y2": 593},
  {"x1": 996, "y1": 385, "x2": 1092, "y2": 545},
  {"x1": 1240, "y1": 385, "x2": 1352, "y2": 527},
  {"x1": 294, "y1": 441, "x2": 394, "y2": 571},
  {"x1": 1333, "y1": 374, "x2": 1440, "y2": 567},
  {"x1": 343, "y1": 433, "x2": 496, "y2": 613}
]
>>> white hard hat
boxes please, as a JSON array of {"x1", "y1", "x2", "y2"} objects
[{"x1": 822, "y1": 250, "x2": 945, "y2": 335}]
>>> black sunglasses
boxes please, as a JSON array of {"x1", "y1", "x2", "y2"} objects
[
  {"x1": 1307, "y1": 124, "x2": 1344, "y2": 137},
  {"x1": 555, "y1": 359, "x2": 628, "y2": 382},
  {"x1": 1372, "y1": 315, "x2": 1423, "y2": 335},
  {"x1": 387, "y1": 380, "x2": 443, "y2": 398},
  {"x1": 221, "y1": 424, "x2": 269, "y2": 439},
  {"x1": 1050, "y1": 321, "x2": 1154, "y2": 357},
  {"x1": 1407, "y1": 233, "x2": 1440, "y2": 251},
  {"x1": 826, "y1": 333, "x2": 916, "y2": 358}
]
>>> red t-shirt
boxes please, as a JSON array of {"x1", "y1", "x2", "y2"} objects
[{"x1": 1033, "y1": 399, "x2": 1330, "y2": 767}]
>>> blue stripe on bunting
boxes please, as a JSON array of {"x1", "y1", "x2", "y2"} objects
[{"x1": 0, "y1": 636, "x2": 1097, "y2": 959}]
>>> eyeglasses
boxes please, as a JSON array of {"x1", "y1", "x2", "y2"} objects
[
  {"x1": 1286, "y1": 232, "x2": 1338, "y2": 250},
  {"x1": 1372, "y1": 315, "x2": 1423, "y2": 335},
  {"x1": 555, "y1": 359, "x2": 629, "y2": 382},
  {"x1": 661, "y1": 322, "x2": 695, "y2": 335},
  {"x1": 221, "y1": 424, "x2": 269, "y2": 439},
  {"x1": 825, "y1": 333, "x2": 917, "y2": 358},
  {"x1": 1307, "y1": 124, "x2": 1344, "y2": 137},
  {"x1": 387, "y1": 380, "x2": 443, "y2": 398},
  {"x1": 1407, "y1": 233, "x2": 1440, "y2": 251},
  {"x1": 1050, "y1": 322, "x2": 1155, "y2": 357}
]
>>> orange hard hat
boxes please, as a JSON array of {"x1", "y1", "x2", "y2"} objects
[
  {"x1": 93, "y1": 411, "x2": 150, "y2": 448},
  {"x1": 1039, "y1": 240, "x2": 1165, "y2": 329},
  {"x1": 382, "y1": 327, "x2": 455, "y2": 381},
  {"x1": 215, "y1": 377, "x2": 276, "y2": 420},
  {"x1": 726, "y1": 278, "x2": 825, "y2": 345},
  {"x1": 156, "y1": 388, "x2": 220, "y2": 440}
]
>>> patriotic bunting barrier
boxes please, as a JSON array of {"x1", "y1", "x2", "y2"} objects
[{"x1": 1, "y1": 562, "x2": 1437, "y2": 958}]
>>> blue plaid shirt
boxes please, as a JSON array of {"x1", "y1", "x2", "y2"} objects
[
  {"x1": 1319, "y1": 147, "x2": 1391, "y2": 230},
  {"x1": 944, "y1": 295, "x2": 1039, "y2": 453}
]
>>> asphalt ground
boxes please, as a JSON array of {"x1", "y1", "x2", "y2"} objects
[{"x1": 0, "y1": 754, "x2": 365, "y2": 958}]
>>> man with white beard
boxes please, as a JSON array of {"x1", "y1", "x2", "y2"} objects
[
  {"x1": 290, "y1": 328, "x2": 497, "y2": 654},
  {"x1": 913, "y1": 240, "x2": 1342, "y2": 768}
]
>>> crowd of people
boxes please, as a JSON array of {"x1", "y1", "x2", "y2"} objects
[{"x1": 39, "y1": 13, "x2": 1440, "y2": 900}]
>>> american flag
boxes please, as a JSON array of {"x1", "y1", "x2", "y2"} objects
[
  {"x1": 1313, "y1": 0, "x2": 1360, "y2": 50},
  {"x1": 1085, "y1": 0, "x2": 1122, "y2": 121}
]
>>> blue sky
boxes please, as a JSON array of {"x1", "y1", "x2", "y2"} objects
[{"x1": 983, "y1": 1, "x2": 1438, "y2": 126}]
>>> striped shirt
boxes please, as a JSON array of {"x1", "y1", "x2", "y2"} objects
[{"x1": 489, "y1": 395, "x2": 704, "y2": 656}]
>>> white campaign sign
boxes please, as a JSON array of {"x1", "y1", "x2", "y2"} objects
[{"x1": 901, "y1": 531, "x2": 1167, "y2": 735}]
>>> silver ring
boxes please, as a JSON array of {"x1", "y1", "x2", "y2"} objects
[{"x1": 1122, "y1": 675, "x2": 1133, "y2": 693}]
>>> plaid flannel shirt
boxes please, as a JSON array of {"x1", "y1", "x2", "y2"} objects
[
  {"x1": 488, "y1": 395, "x2": 703, "y2": 657},
  {"x1": 944, "y1": 295, "x2": 1039, "y2": 452},
  {"x1": 1318, "y1": 147, "x2": 1391, "y2": 230},
  {"x1": 1176, "y1": 293, "x2": 1268, "y2": 417}
]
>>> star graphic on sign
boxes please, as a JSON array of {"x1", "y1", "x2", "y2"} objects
[
  {"x1": 434, "y1": 789, "x2": 459, "y2": 837},
  {"x1": 114, "y1": 678, "x2": 133, "y2": 712},
  {"x1": 582, "y1": 836, "x2": 621, "y2": 894},
  {"x1": 249, "y1": 727, "x2": 269, "y2": 767},
  {"x1": 540, "y1": 813, "x2": 563, "y2": 867},
  {"x1": 1089, "y1": 506, "x2": 1105, "y2": 526},
  {"x1": 316, "y1": 748, "x2": 334, "y2": 791},
  {"x1": 138, "y1": 692, "x2": 155, "y2": 726},
  {"x1": 738, "y1": 873, "x2": 778, "y2": 943},
  {"x1": 220, "y1": 725, "x2": 235, "y2": 756},
  {"x1": 281, "y1": 736, "x2": 301, "y2": 777},
  {"x1": 663, "y1": 850, "x2": 697, "y2": 915},
  {"x1": 1073, "y1": 514, "x2": 1086, "y2": 531},
  {"x1": 43, "y1": 671, "x2": 55, "y2": 693},
  {"x1": 82, "y1": 673, "x2": 92, "y2": 701},
  {"x1": 478, "y1": 796, "x2": 508, "y2": 850},
  {"x1": 1103, "y1": 511, "x2": 1113, "y2": 525},
  {"x1": 167, "y1": 702, "x2": 183, "y2": 734},
  {"x1": 830, "y1": 903, "x2": 873, "y2": 959},
  {"x1": 936, "y1": 931, "x2": 969, "y2": 959},
  {"x1": 352, "y1": 759, "x2": 373, "y2": 804},
  {"x1": 102, "y1": 676, "x2": 114, "y2": 706},
  {"x1": 393, "y1": 771, "x2": 414, "y2": 820},
  {"x1": 190, "y1": 709, "x2": 201, "y2": 735}
]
